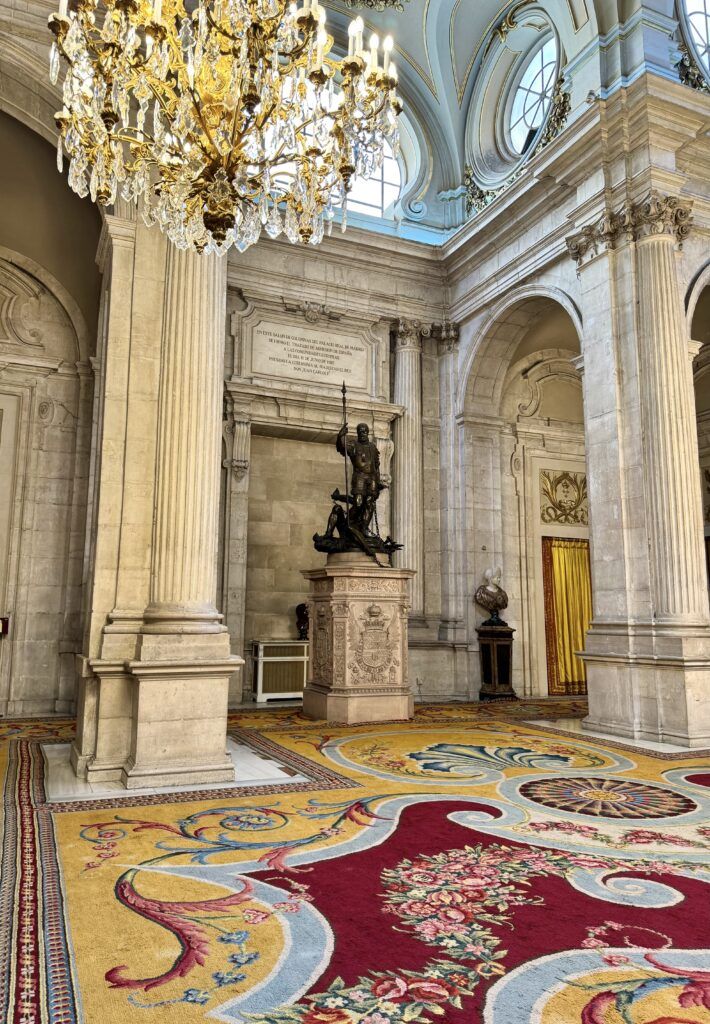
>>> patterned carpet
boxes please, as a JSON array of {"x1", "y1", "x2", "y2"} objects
[{"x1": 3, "y1": 699, "x2": 710, "y2": 1024}]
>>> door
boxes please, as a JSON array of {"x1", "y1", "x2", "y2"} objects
[{"x1": 541, "y1": 536, "x2": 592, "y2": 696}]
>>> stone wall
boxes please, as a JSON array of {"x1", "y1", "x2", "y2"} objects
[
  {"x1": 0, "y1": 255, "x2": 92, "y2": 715},
  {"x1": 242, "y1": 434, "x2": 343, "y2": 692}
]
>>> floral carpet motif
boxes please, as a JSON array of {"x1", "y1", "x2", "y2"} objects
[{"x1": 2, "y1": 699, "x2": 710, "y2": 1024}]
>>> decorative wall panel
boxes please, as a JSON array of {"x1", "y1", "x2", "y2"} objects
[{"x1": 540, "y1": 470, "x2": 588, "y2": 526}]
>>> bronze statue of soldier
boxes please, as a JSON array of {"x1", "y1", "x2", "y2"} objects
[
  {"x1": 314, "y1": 390, "x2": 400, "y2": 563},
  {"x1": 336, "y1": 421, "x2": 381, "y2": 533}
]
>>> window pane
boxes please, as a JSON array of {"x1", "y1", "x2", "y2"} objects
[
  {"x1": 509, "y1": 36, "x2": 558, "y2": 154},
  {"x1": 684, "y1": 0, "x2": 710, "y2": 74},
  {"x1": 339, "y1": 139, "x2": 402, "y2": 219}
]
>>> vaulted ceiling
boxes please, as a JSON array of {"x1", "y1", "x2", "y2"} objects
[{"x1": 0, "y1": 0, "x2": 683, "y2": 232}]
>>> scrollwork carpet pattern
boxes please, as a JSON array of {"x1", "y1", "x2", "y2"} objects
[{"x1": 2, "y1": 700, "x2": 710, "y2": 1023}]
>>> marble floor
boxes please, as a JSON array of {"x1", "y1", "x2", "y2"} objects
[
  {"x1": 530, "y1": 717, "x2": 708, "y2": 755},
  {"x1": 41, "y1": 736, "x2": 309, "y2": 802}
]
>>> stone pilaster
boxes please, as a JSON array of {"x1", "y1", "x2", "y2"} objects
[
  {"x1": 126, "y1": 248, "x2": 239, "y2": 787},
  {"x1": 220, "y1": 395, "x2": 251, "y2": 705},
  {"x1": 373, "y1": 424, "x2": 394, "y2": 539},
  {"x1": 72, "y1": 211, "x2": 162, "y2": 780},
  {"x1": 435, "y1": 322, "x2": 466, "y2": 641},
  {"x1": 392, "y1": 319, "x2": 425, "y2": 621},
  {"x1": 566, "y1": 190, "x2": 710, "y2": 747}
]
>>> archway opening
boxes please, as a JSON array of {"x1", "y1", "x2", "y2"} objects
[
  {"x1": 462, "y1": 294, "x2": 588, "y2": 699},
  {"x1": 692, "y1": 283, "x2": 710, "y2": 589}
]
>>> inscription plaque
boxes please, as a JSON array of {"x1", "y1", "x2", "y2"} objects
[{"x1": 252, "y1": 321, "x2": 368, "y2": 388}]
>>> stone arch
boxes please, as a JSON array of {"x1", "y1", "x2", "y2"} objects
[
  {"x1": 0, "y1": 46, "x2": 61, "y2": 146},
  {"x1": 0, "y1": 246, "x2": 91, "y2": 365},
  {"x1": 457, "y1": 284, "x2": 583, "y2": 417},
  {"x1": 686, "y1": 259, "x2": 710, "y2": 340}
]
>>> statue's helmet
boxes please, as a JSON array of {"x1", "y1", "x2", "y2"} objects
[{"x1": 356, "y1": 423, "x2": 369, "y2": 439}]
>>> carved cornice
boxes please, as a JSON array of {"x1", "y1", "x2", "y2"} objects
[
  {"x1": 566, "y1": 191, "x2": 694, "y2": 266},
  {"x1": 281, "y1": 297, "x2": 342, "y2": 324}
]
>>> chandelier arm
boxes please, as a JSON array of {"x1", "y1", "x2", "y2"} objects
[
  {"x1": 146, "y1": 82, "x2": 213, "y2": 165},
  {"x1": 185, "y1": 83, "x2": 222, "y2": 159}
]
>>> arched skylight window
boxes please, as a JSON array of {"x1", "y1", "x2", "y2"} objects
[
  {"x1": 684, "y1": 0, "x2": 710, "y2": 76},
  {"x1": 509, "y1": 37, "x2": 558, "y2": 155},
  {"x1": 346, "y1": 141, "x2": 402, "y2": 219}
]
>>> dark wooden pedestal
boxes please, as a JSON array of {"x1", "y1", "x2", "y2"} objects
[{"x1": 477, "y1": 622, "x2": 518, "y2": 701}]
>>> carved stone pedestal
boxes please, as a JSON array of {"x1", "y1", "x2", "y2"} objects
[{"x1": 302, "y1": 553, "x2": 415, "y2": 724}]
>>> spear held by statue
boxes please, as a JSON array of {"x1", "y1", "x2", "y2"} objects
[{"x1": 341, "y1": 380, "x2": 349, "y2": 524}]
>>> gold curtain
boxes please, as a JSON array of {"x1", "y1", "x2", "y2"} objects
[{"x1": 542, "y1": 537, "x2": 592, "y2": 695}]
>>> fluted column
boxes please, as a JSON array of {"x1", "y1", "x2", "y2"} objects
[
  {"x1": 221, "y1": 395, "x2": 252, "y2": 704},
  {"x1": 141, "y1": 247, "x2": 227, "y2": 632},
  {"x1": 126, "y1": 247, "x2": 238, "y2": 788},
  {"x1": 634, "y1": 197, "x2": 709, "y2": 625},
  {"x1": 566, "y1": 190, "x2": 710, "y2": 747},
  {"x1": 393, "y1": 319, "x2": 425, "y2": 620}
]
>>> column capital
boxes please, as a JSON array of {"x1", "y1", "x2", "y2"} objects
[
  {"x1": 628, "y1": 191, "x2": 694, "y2": 245},
  {"x1": 566, "y1": 191, "x2": 694, "y2": 267},
  {"x1": 566, "y1": 209, "x2": 619, "y2": 268},
  {"x1": 433, "y1": 320, "x2": 460, "y2": 356},
  {"x1": 394, "y1": 318, "x2": 425, "y2": 351}
]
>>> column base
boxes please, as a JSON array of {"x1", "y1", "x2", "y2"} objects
[
  {"x1": 303, "y1": 684, "x2": 413, "y2": 725},
  {"x1": 124, "y1": 658, "x2": 239, "y2": 787},
  {"x1": 73, "y1": 660, "x2": 134, "y2": 782},
  {"x1": 121, "y1": 754, "x2": 235, "y2": 790},
  {"x1": 583, "y1": 627, "x2": 710, "y2": 747},
  {"x1": 74, "y1": 653, "x2": 241, "y2": 787}
]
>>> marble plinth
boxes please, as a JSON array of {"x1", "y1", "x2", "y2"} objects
[{"x1": 302, "y1": 552, "x2": 415, "y2": 724}]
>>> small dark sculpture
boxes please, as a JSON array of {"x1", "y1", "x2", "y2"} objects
[
  {"x1": 314, "y1": 386, "x2": 400, "y2": 563},
  {"x1": 474, "y1": 567, "x2": 509, "y2": 626},
  {"x1": 295, "y1": 603, "x2": 309, "y2": 640}
]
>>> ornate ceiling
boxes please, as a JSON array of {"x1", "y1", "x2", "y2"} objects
[{"x1": 0, "y1": 0, "x2": 681, "y2": 233}]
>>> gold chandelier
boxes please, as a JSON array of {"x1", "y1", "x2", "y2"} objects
[{"x1": 48, "y1": 0, "x2": 402, "y2": 253}]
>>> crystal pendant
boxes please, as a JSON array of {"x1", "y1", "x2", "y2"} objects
[
  {"x1": 49, "y1": 42, "x2": 60, "y2": 86},
  {"x1": 56, "y1": 133, "x2": 63, "y2": 173}
]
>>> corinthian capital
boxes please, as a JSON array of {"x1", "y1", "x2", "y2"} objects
[
  {"x1": 395, "y1": 318, "x2": 424, "y2": 351},
  {"x1": 566, "y1": 191, "x2": 693, "y2": 268},
  {"x1": 628, "y1": 191, "x2": 693, "y2": 245},
  {"x1": 565, "y1": 209, "x2": 620, "y2": 267},
  {"x1": 433, "y1": 320, "x2": 460, "y2": 356}
]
